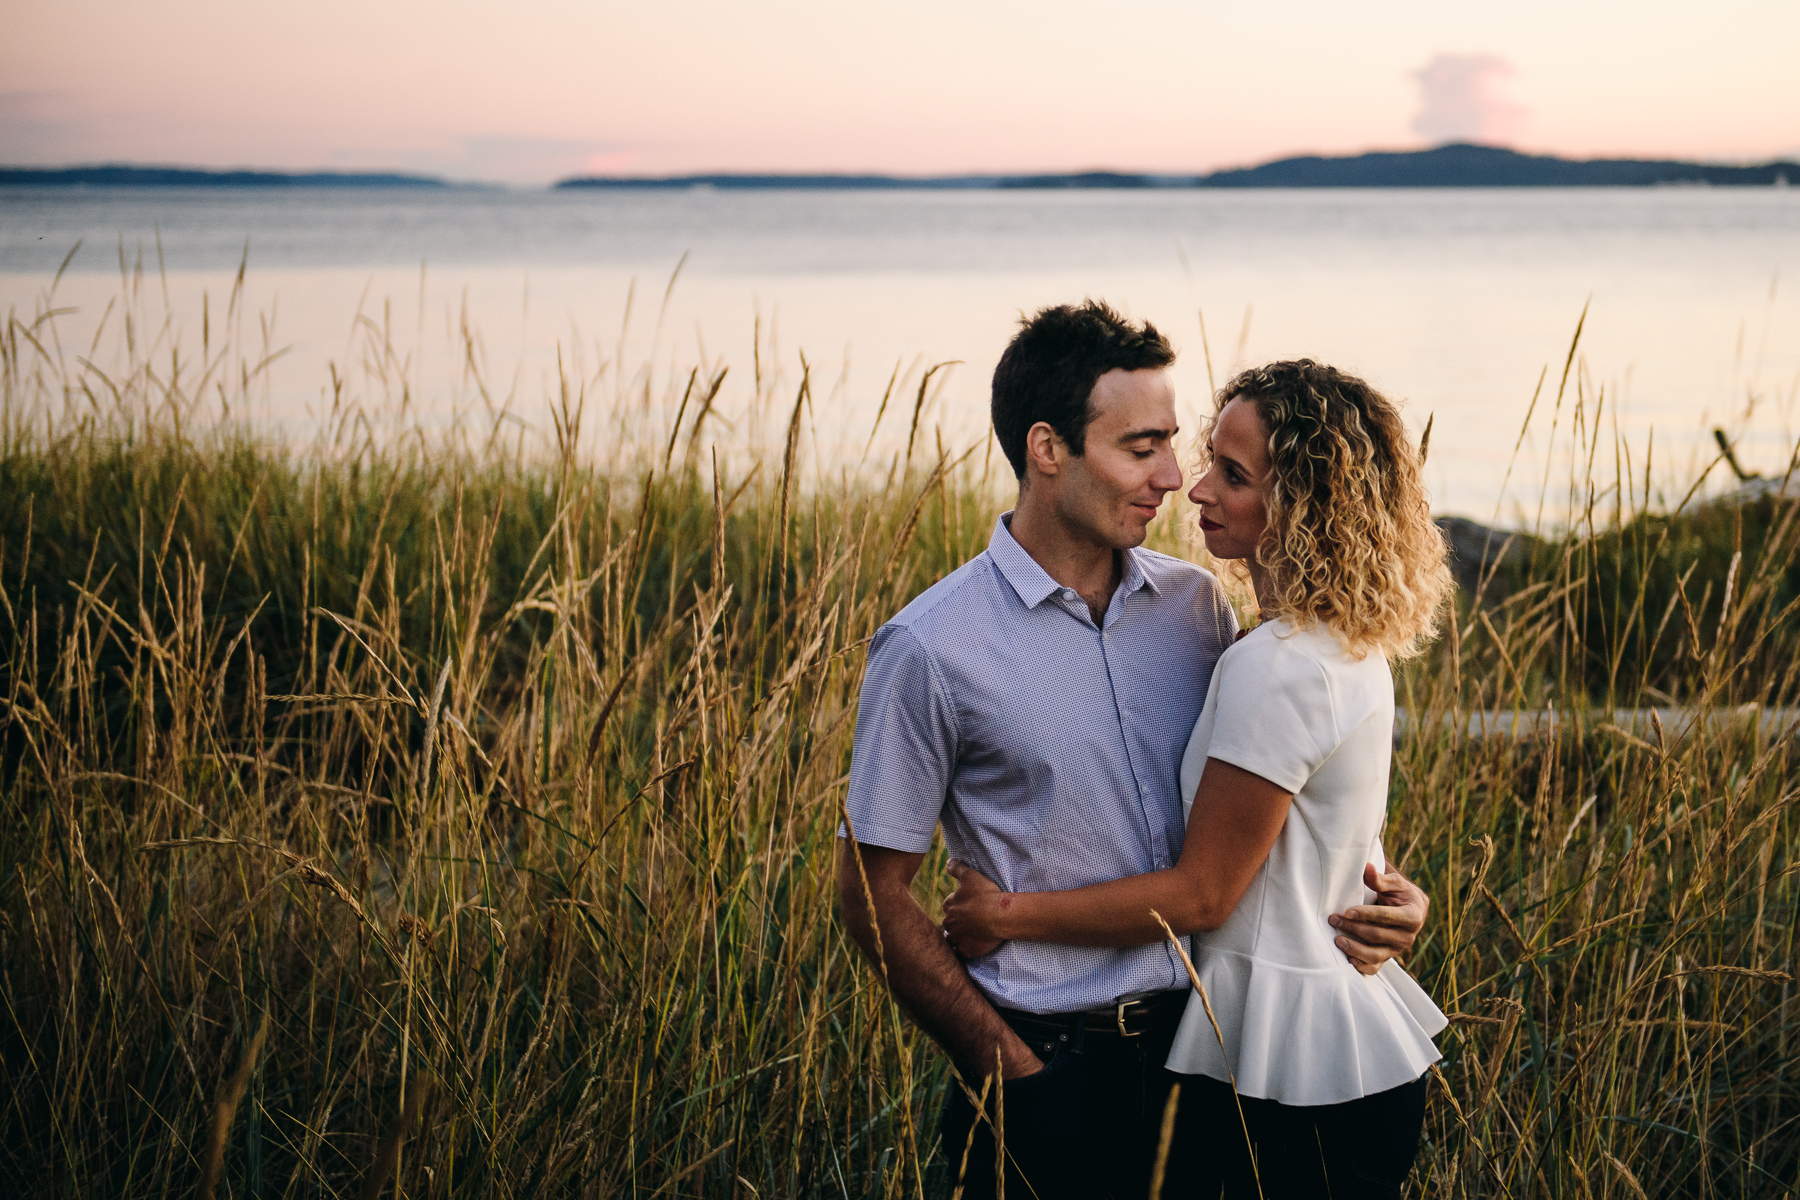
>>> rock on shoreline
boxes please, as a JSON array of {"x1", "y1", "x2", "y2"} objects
[{"x1": 1435, "y1": 516, "x2": 1539, "y2": 599}]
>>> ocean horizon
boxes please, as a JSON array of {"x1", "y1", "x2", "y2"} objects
[{"x1": 3, "y1": 183, "x2": 1797, "y2": 518}]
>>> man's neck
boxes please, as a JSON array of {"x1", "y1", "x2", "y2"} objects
[{"x1": 1008, "y1": 498, "x2": 1123, "y2": 622}]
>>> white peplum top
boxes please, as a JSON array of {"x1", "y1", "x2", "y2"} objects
[{"x1": 1164, "y1": 619, "x2": 1446, "y2": 1105}]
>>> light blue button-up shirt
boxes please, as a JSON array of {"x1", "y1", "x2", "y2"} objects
[{"x1": 844, "y1": 512, "x2": 1239, "y2": 1014}]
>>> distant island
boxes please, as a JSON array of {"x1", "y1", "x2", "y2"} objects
[
  {"x1": 558, "y1": 144, "x2": 1798, "y2": 190},
  {"x1": 5, "y1": 145, "x2": 1794, "y2": 191},
  {"x1": 551, "y1": 171, "x2": 1170, "y2": 190},
  {"x1": 1196, "y1": 143, "x2": 1797, "y2": 188},
  {"x1": 0, "y1": 166, "x2": 452, "y2": 188}
]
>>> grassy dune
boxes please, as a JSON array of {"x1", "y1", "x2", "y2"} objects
[{"x1": 1, "y1": 275, "x2": 1796, "y2": 1198}]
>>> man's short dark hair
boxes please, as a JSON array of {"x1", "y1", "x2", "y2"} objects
[{"x1": 990, "y1": 300, "x2": 1176, "y2": 479}]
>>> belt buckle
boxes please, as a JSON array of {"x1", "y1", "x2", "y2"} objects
[{"x1": 1115, "y1": 996, "x2": 1144, "y2": 1038}]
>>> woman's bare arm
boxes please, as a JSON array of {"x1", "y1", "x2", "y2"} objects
[{"x1": 942, "y1": 758, "x2": 1292, "y2": 949}]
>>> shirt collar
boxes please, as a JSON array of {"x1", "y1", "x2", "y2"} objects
[
  {"x1": 987, "y1": 511, "x2": 1161, "y2": 608},
  {"x1": 1122, "y1": 542, "x2": 1161, "y2": 597}
]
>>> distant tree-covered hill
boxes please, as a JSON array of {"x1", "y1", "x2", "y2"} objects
[
  {"x1": 554, "y1": 173, "x2": 997, "y2": 190},
  {"x1": 7, "y1": 145, "x2": 1794, "y2": 191},
  {"x1": 557, "y1": 143, "x2": 1799, "y2": 190},
  {"x1": 0, "y1": 166, "x2": 450, "y2": 188},
  {"x1": 1196, "y1": 142, "x2": 1799, "y2": 187}
]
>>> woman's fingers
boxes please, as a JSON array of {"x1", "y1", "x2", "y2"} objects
[
  {"x1": 947, "y1": 860, "x2": 1000, "y2": 892},
  {"x1": 942, "y1": 918, "x2": 1002, "y2": 959},
  {"x1": 942, "y1": 862, "x2": 1006, "y2": 958},
  {"x1": 941, "y1": 906, "x2": 1003, "y2": 958}
]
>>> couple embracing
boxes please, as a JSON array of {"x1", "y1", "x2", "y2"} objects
[{"x1": 836, "y1": 301, "x2": 1451, "y2": 1199}]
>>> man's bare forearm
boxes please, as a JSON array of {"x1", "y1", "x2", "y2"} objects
[{"x1": 835, "y1": 840, "x2": 1041, "y2": 1080}]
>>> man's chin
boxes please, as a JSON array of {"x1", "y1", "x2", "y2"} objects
[{"x1": 1115, "y1": 523, "x2": 1152, "y2": 549}]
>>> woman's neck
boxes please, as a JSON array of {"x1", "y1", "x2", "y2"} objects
[{"x1": 1247, "y1": 561, "x2": 1274, "y2": 613}]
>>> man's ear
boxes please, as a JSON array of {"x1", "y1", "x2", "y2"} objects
[{"x1": 1024, "y1": 421, "x2": 1064, "y2": 479}]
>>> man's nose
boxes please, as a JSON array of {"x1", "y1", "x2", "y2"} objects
[{"x1": 1151, "y1": 448, "x2": 1183, "y2": 493}]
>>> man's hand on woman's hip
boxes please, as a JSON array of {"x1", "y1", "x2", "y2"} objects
[{"x1": 1328, "y1": 862, "x2": 1429, "y2": 976}]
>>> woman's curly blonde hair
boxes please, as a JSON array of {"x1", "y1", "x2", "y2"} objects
[{"x1": 1206, "y1": 360, "x2": 1452, "y2": 660}]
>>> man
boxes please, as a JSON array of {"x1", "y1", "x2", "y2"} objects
[{"x1": 836, "y1": 302, "x2": 1427, "y2": 1199}]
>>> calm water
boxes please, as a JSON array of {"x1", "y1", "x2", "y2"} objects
[{"x1": 3, "y1": 186, "x2": 1799, "y2": 515}]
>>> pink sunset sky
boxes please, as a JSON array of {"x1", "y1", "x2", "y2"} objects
[{"x1": 4, "y1": 0, "x2": 1798, "y2": 185}]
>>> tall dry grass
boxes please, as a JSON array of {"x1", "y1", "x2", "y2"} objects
[{"x1": 0, "y1": 266, "x2": 1795, "y2": 1198}]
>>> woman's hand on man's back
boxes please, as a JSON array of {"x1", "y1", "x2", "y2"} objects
[{"x1": 942, "y1": 859, "x2": 1007, "y2": 958}]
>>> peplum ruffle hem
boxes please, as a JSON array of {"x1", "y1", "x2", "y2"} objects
[{"x1": 1166, "y1": 949, "x2": 1447, "y2": 1106}]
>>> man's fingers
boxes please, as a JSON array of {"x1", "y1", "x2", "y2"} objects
[
  {"x1": 1332, "y1": 918, "x2": 1413, "y2": 948},
  {"x1": 946, "y1": 858, "x2": 970, "y2": 882},
  {"x1": 1334, "y1": 903, "x2": 1417, "y2": 929},
  {"x1": 1334, "y1": 933, "x2": 1392, "y2": 975},
  {"x1": 1370, "y1": 871, "x2": 1412, "y2": 895},
  {"x1": 1364, "y1": 861, "x2": 1419, "y2": 896},
  {"x1": 1335, "y1": 862, "x2": 1427, "y2": 973}
]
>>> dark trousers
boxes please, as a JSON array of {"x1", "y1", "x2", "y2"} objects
[
  {"x1": 934, "y1": 1016, "x2": 1429, "y2": 1200},
  {"x1": 934, "y1": 1008, "x2": 1182, "y2": 1200},
  {"x1": 1160, "y1": 1072, "x2": 1430, "y2": 1200}
]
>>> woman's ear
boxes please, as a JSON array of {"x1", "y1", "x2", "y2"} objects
[{"x1": 1024, "y1": 421, "x2": 1063, "y2": 479}]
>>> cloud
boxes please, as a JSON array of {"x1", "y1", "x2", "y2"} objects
[{"x1": 1411, "y1": 54, "x2": 1528, "y2": 145}]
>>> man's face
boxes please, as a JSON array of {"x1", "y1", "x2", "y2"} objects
[{"x1": 1048, "y1": 367, "x2": 1183, "y2": 550}]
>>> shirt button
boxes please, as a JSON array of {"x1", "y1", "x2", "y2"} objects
[{"x1": 1061, "y1": 588, "x2": 1075, "y2": 600}]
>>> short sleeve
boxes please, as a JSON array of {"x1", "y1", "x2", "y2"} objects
[
  {"x1": 1204, "y1": 633, "x2": 1339, "y2": 794},
  {"x1": 841, "y1": 624, "x2": 960, "y2": 853},
  {"x1": 1208, "y1": 577, "x2": 1241, "y2": 646}
]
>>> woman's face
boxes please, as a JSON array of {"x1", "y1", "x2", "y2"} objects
[{"x1": 1188, "y1": 396, "x2": 1271, "y2": 561}]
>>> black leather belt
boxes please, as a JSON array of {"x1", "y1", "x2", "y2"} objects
[{"x1": 997, "y1": 989, "x2": 1187, "y2": 1039}]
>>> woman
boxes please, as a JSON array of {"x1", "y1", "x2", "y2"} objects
[{"x1": 942, "y1": 359, "x2": 1453, "y2": 1198}]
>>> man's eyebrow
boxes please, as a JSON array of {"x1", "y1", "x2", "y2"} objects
[{"x1": 1118, "y1": 425, "x2": 1178, "y2": 442}]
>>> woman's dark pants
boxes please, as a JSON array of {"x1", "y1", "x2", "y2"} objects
[{"x1": 1161, "y1": 1072, "x2": 1430, "y2": 1200}]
